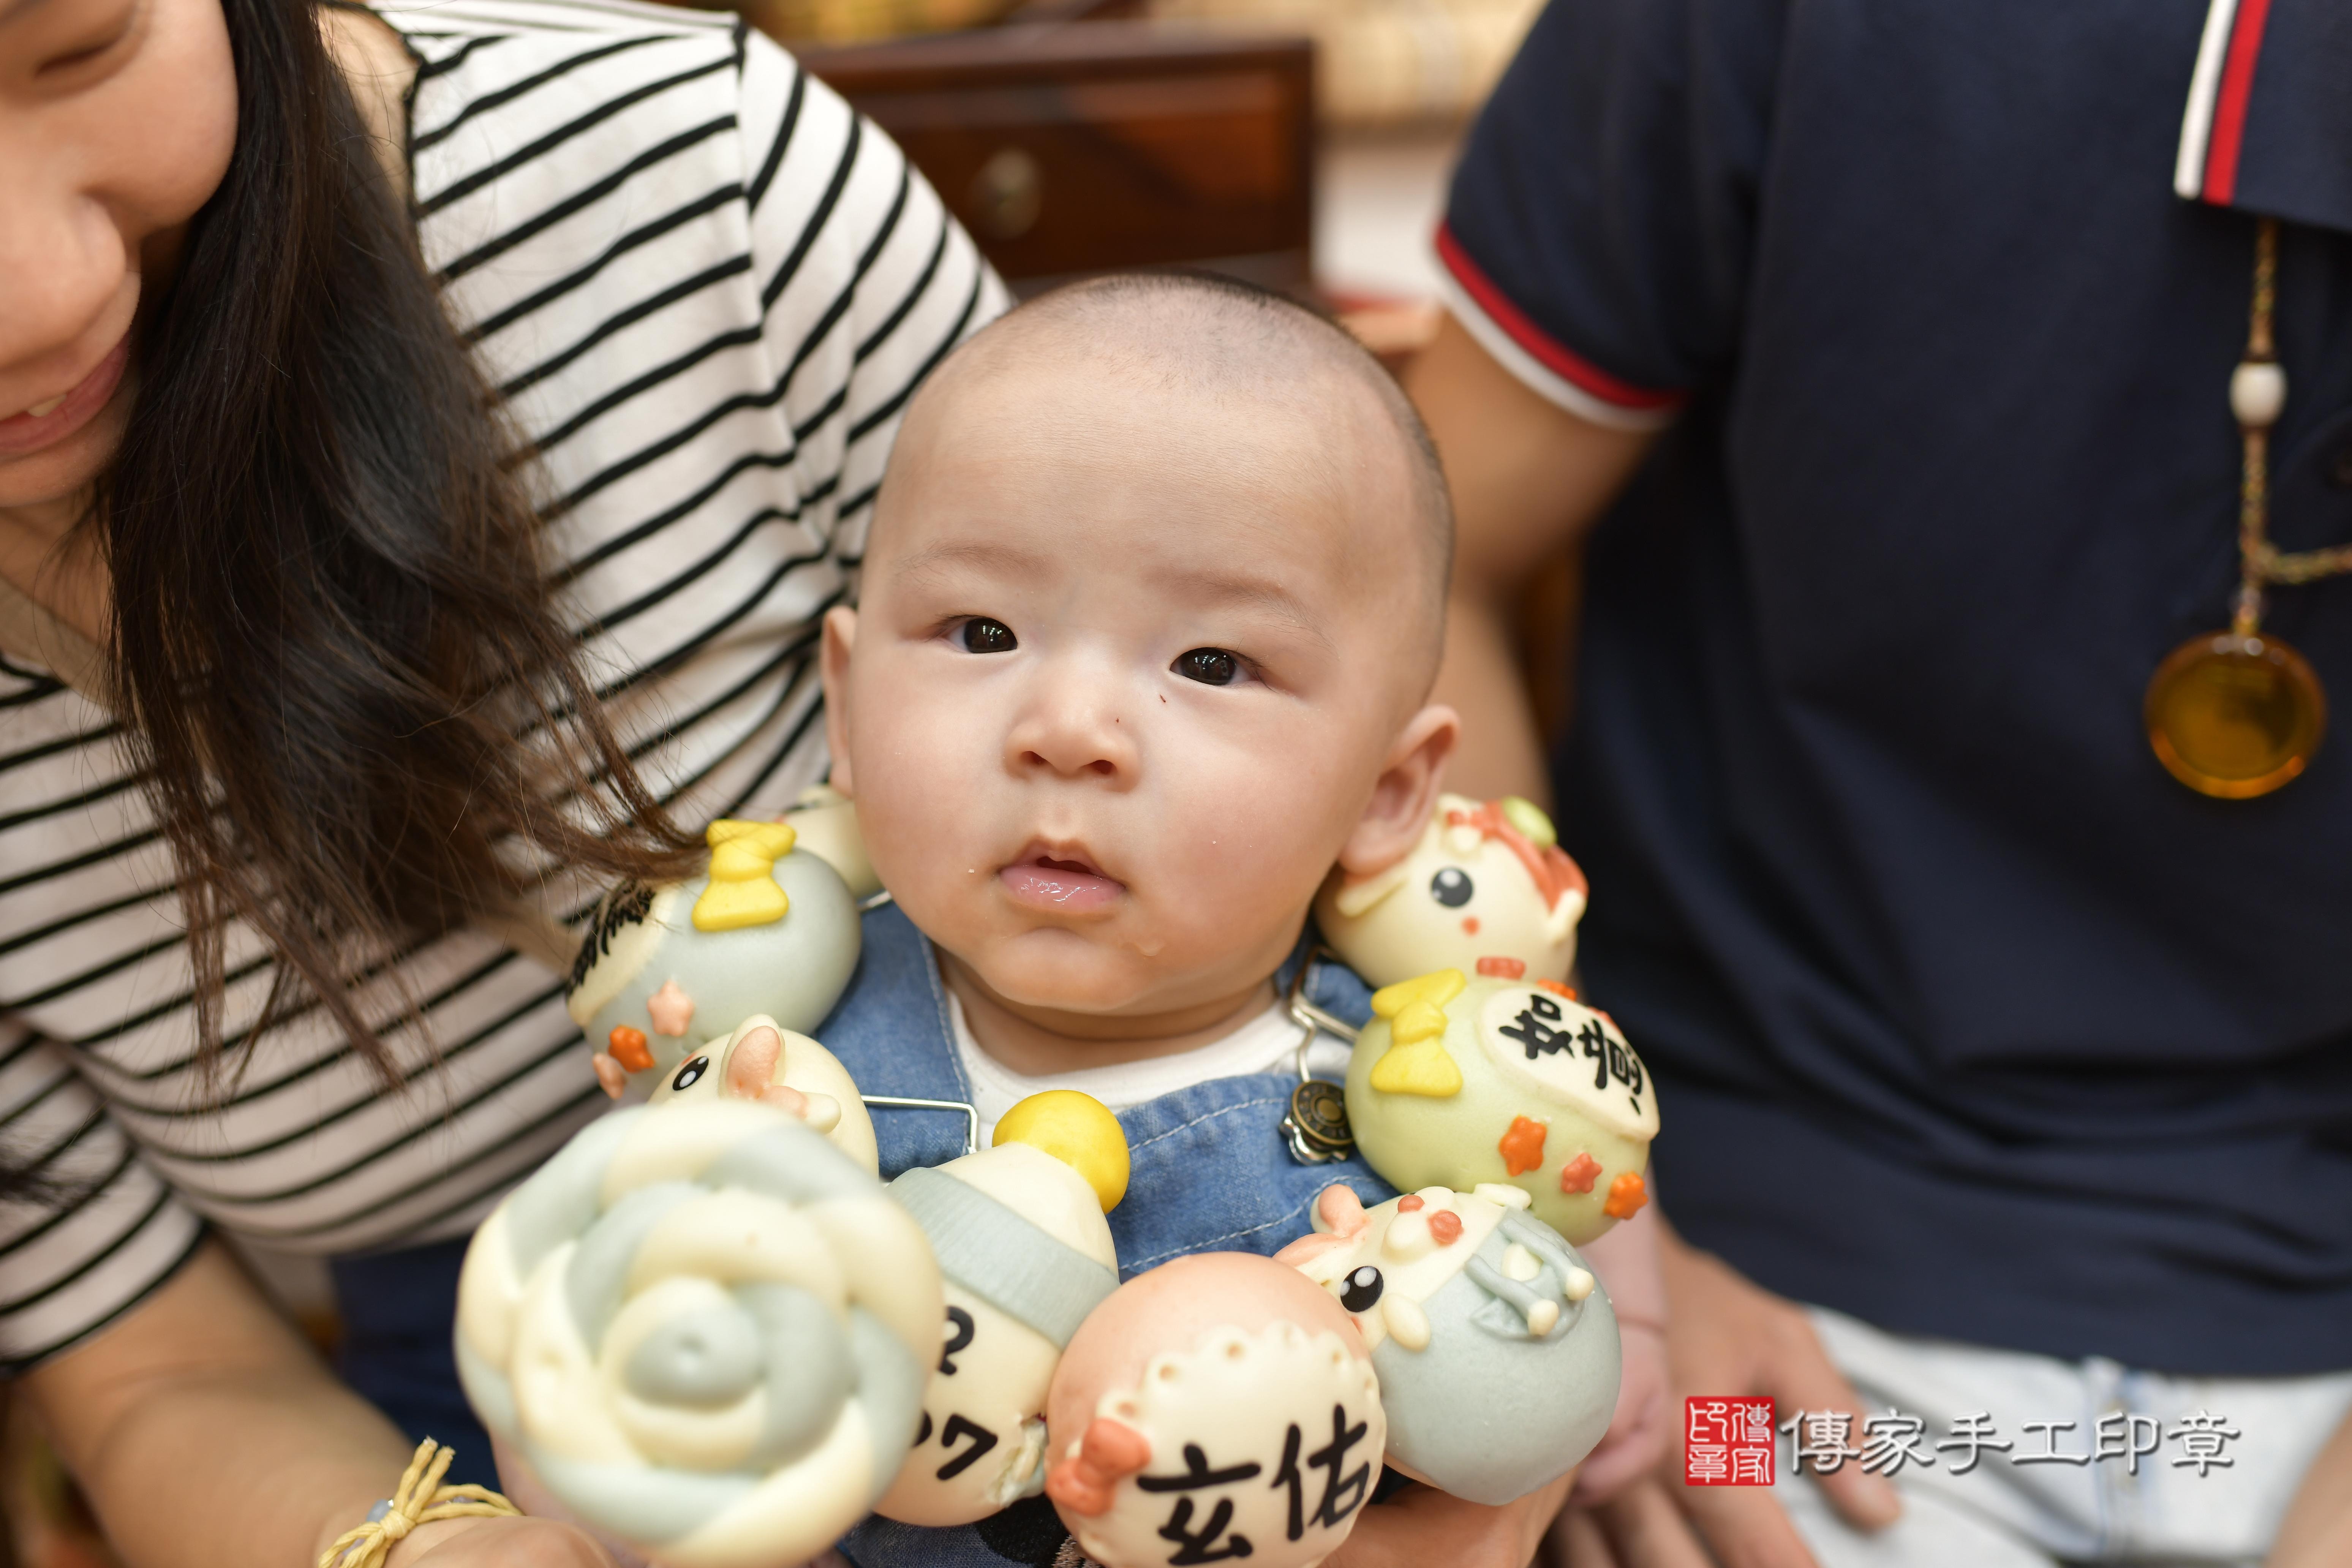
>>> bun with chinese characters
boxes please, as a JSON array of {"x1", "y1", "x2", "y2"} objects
[
  {"x1": 874, "y1": 1091, "x2": 1127, "y2": 1526},
  {"x1": 1043, "y1": 1252, "x2": 1385, "y2": 1568},
  {"x1": 1343, "y1": 967, "x2": 1655, "y2": 1244}
]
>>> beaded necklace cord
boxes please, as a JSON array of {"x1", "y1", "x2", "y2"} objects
[{"x1": 2143, "y1": 217, "x2": 2344, "y2": 798}]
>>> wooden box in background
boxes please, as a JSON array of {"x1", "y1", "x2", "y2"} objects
[{"x1": 800, "y1": 22, "x2": 1315, "y2": 291}]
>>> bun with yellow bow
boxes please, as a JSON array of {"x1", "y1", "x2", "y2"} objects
[
  {"x1": 455, "y1": 1099, "x2": 940, "y2": 1568},
  {"x1": 1312, "y1": 794, "x2": 1655, "y2": 1246},
  {"x1": 1344, "y1": 966, "x2": 1656, "y2": 1247},
  {"x1": 568, "y1": 818, "x2": 862, "y2": 1108}
]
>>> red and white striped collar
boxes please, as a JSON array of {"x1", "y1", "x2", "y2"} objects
[{"x1": 2173, "y1": 0, "x2": 2275, "y2": 205}]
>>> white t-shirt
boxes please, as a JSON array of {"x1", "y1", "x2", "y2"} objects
[{"x1": 947, "y1": 990, "x2": 1353, "y2": 1146}]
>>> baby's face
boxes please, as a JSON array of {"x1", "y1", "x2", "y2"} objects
[{"x1": 825, "y1": 340, "x2": 1449, "y2": 1024}]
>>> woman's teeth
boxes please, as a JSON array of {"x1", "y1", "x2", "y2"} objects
[{"x1": 22, "y1": 396, "x2": 66, "y2": 420}]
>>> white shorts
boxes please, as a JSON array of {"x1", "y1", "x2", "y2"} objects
[{"x1": 1773, "y1": 1306, "x2": 2352, "y2": 1567}]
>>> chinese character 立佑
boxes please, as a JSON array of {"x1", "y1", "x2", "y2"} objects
[
  {"x1": 1136, "y1": 1443, "x2": 1263, "y2": 1565},
  {"x1": 1781, "y1": 1410, "x2": 1863, "y2": 1475},
  {"x1": 1859, "y1": 1411, "x2": 1936, "y2": 1477},
  {"x1": 2014, "y1": 1420, "x2": 2092, "y2": 1466},
  {"x1": 2168, "y1": 1411, "x2": 2241, "y2": 1476},
  {"x1": 1270, "y1": 1405, "x2": 1373, "y2": 1541},
  {"x1": 1934, "y1": 1413, "x2": 2012, "y2": 1476},
  {"x1": 2093, "y1": 1411, "x2": 2162, "y2": 1475}
]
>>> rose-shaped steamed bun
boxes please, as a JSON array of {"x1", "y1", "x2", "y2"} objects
[{"x1": 455, "y1": 1100, "x2": 940, "y2": 1568}]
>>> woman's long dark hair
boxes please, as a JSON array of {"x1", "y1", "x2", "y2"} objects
[{"x1": 95, "y1": 0, "x2": 699, "y2": 1073}]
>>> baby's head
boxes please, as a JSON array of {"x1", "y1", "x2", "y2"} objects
[{"x1": 822, "y1": 275, "x2": 1457, "y2": 1029}]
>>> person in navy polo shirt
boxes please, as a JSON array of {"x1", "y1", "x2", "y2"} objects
[{"x1": 1406, "y1": 0, "x2": 2352, "y2": 1562}]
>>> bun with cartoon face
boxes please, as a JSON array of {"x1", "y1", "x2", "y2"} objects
[
  {"x1": 1278, "y1": 1183, "x2": 1619, "y2": 1506},
  {"x1": 645, "y1": 1013, "x2": 879, "y2": 1177},
  {"x1": 1315, "y1": 795, "x2": 1586, "y2": 989},
  {"x1": 454, "y1": 1100, "x2": 940, "y2": 1568},
  {"x1": 874, "y1": 1091, "x2": 1129, "y2": 1526},
  {"x1": 569, "y1": 819, "x2": 861, "y2": 1101},
  {"x1": 1042, "y1": 1253, "x2": 1385, "y2": 1568},
  {"x1": 1344, "y1": 967, "x2": 1656, "y2": 1246}
]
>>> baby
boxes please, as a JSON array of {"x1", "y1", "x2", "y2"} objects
[{"x1": 814, "y1": 275, "x2": 1612, "y2": 1563}]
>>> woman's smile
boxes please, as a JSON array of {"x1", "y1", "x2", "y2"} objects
[{"x1": 0, "y1": 334, "x2": 131, "y2": 459}]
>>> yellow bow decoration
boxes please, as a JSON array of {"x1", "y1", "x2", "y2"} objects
[
  {"x1": 1367, "y1": 968, "x2": 1466, "y2": 1097},
  {"x1": 319, "y1": 1439, "x2": 519, "y2": 1568},
  {"x1": 691, "y1": 819, "x2": 799, "y2": 931}
]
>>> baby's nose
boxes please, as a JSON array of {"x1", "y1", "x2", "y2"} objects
[{"x1": 1008, "y1": 683, "x2": 1138, "y2": 782}]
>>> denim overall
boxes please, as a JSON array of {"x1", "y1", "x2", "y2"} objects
[{"x1": 831, "y1": 901, "x2": 1394, "y2": 1568}]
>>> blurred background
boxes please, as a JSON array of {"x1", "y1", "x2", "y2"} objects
[
  {"x1": 0, "y1": 2, "x2": 1567, "y2": 1560},
  {"x1": 760, "y1": 0, "x2": 1541, "y2": 353}
]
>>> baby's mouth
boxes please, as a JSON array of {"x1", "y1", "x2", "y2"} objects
[{"x1": 999, "y1": 847, "x2": 1126, "y2": 912}]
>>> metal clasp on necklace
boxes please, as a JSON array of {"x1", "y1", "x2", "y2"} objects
[{"x1": 1279, "y1": 949, "x2": 1360, "y2": 1165}]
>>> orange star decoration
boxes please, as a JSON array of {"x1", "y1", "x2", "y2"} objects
[
  {"x1": 1498, "y1": 1115, "x2": 1549, "y2": 1176},
  {"x1": 605, "y1": 1026, "x2": 653, "y2": 1072},
  {"x1": 1558, "y1": 1152, "x2": 1602, "y2": 1194},
  {"x1": 1604, "y1": 1171, "x2": 1649, "y2": 1220}
]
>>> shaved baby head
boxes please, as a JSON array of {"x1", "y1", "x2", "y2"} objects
[
  {"x1": 878, "y1": 272, "x2": 1454, "y2": 686},
  {"x1": 826, "y1": 267, "x2": 1467, "y2": 1034}
]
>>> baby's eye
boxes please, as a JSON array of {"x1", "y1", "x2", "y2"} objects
[
  {"x1": 1173, "y1": 648, "x2": 1241, "y2": 686},
  {"x1": 1430, "y1": 867, "x2": 1474, "y2": 907},
  {"x1": 956, "y1": 618, "x2": 1017, "y2": 654}
]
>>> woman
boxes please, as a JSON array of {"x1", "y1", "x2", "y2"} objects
[{"x1": 0, "y1": 0, "x2": 1002, "y2": 1555}]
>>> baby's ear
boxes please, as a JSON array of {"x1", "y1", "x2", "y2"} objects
[
  {"x1": 819, "y1": 606, "x2": 859, "y2": 798},
  {"x1": 1337, "y1": 703, "x2": 1457, "y2": 877}
]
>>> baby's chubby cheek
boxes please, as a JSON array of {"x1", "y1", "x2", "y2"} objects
[
  {"x1": 841, "y1": 679, "x2": 999, "y2": 895},
  {"x1": 847, "y1": 682, "x2": 1359, "y2": 1008}
]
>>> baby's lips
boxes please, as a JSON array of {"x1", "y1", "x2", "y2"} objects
[{"x1": 999, "y1": 857, "x2": 1126, "y2": 911}]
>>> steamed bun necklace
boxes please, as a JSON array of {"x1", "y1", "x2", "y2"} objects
[{"x1": 2145, "y1": 217, "x2": 2349, "y2": 797}]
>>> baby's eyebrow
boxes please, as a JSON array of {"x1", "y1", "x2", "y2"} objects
[
  {"x1": 891, "y1": 538, "x2": 1046, "y2": 586},
  {"x1": 1155, "y1": 566, "x2": 1332, "y2": 648}
]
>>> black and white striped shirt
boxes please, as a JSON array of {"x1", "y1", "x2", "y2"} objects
[{"x1": 0, "y1": 0, "x2": 1004, "y2": 1368}]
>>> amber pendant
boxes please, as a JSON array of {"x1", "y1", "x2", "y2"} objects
[{"x1": 2144, "y1": 630, "x2": 2327, "y2": 798}]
